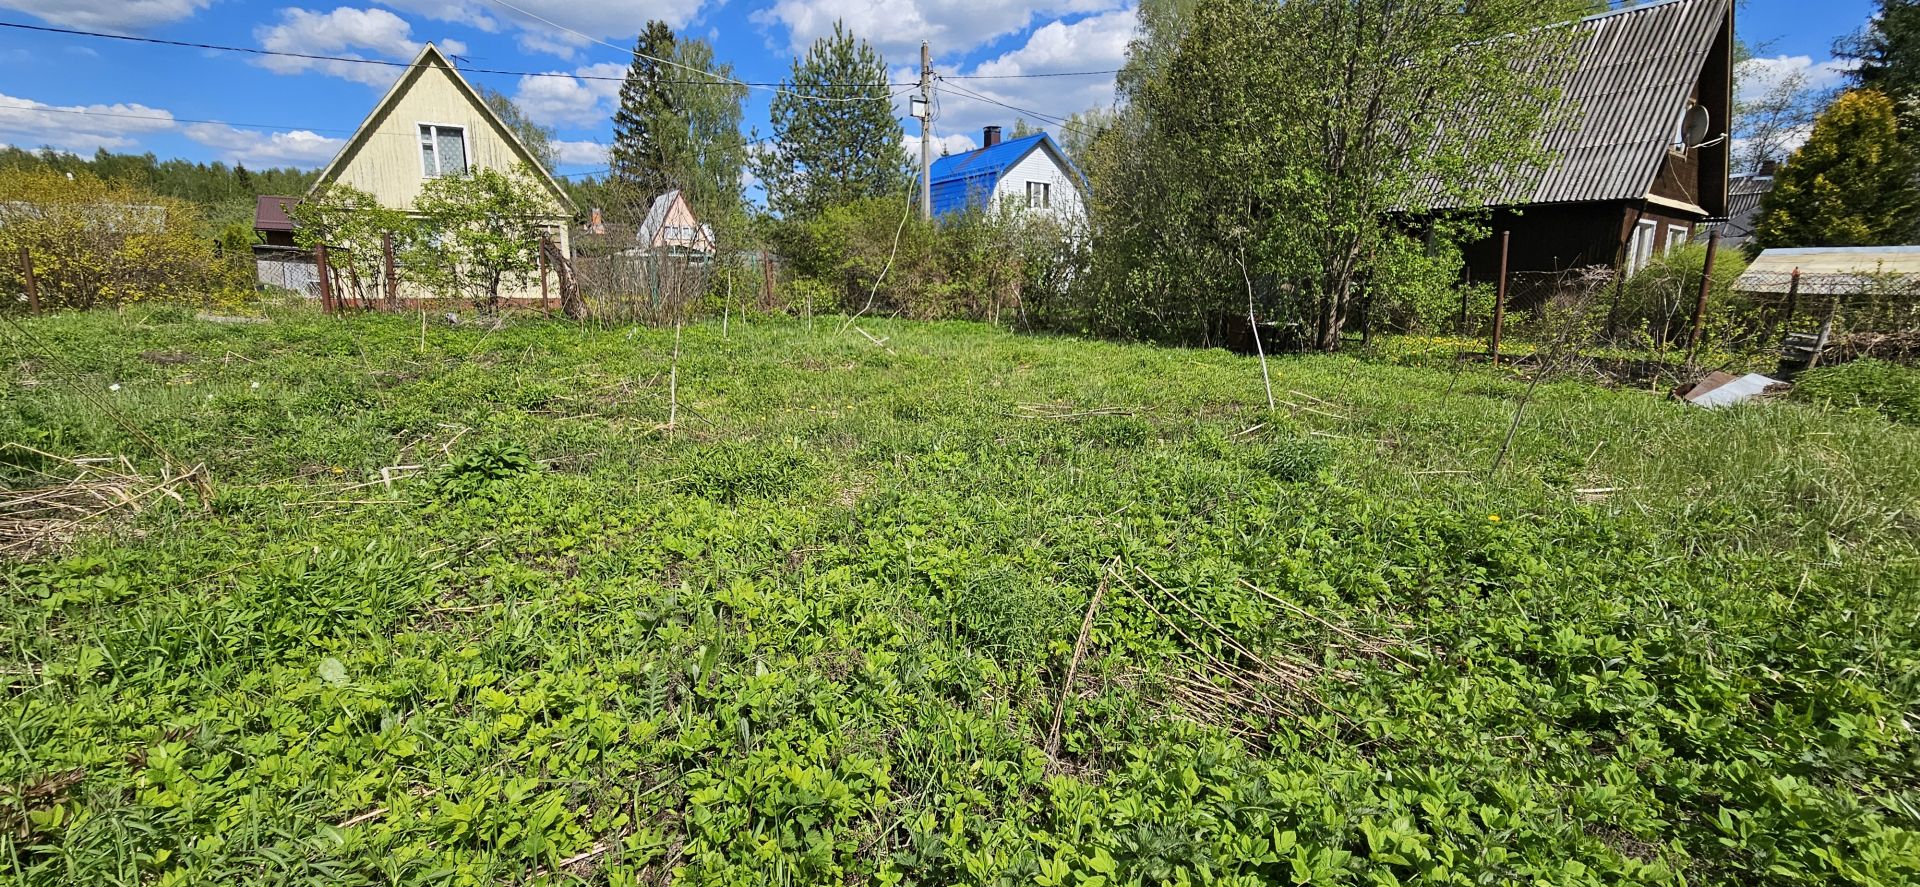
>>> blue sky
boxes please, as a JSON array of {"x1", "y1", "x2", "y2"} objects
[{"x1": 0, "y1": 0, "x2": 1884, "y2": 181}]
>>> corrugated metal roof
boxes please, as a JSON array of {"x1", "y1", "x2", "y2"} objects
[
  {"x1": 1737, "y1": 246, "x2": 1920, "y2": 294},
  {"x1": 254, "y1": 195, "x2": 298, "y2": 232},
  {"x1": 1435, "y1": 0, "x2": 1730, "y2": 208},
  {"x1": 928, "y1": 133, "x2": 1083, "y2": 217}
]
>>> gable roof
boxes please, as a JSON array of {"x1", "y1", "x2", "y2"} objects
[
  {"x1": 307, "y1": 43, "x2": 577, "y2": 214},
  {"x1": 636, "y1": 190, "x2": 716, "y2": 252},
  {"x1": 928, "y1": 132, "x2": 1085, "y2": 217},
  {"x1": 254, "y1": 195, "x2": 298, "y2": 232},
  {"x1": 1453, "y1": 0, "x2": 1732, "y2": 208}
]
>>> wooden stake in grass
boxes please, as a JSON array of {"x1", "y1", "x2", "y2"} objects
[
  {"x1": 667, "y1": 321, "x2": 682, "y2": 438},
  {"x1": 1238, "y1": 251, "x2": 1276, "y2": 413},
  {"x1": 1048, "y1": 557, "x2": 1116, "y2": 763}
]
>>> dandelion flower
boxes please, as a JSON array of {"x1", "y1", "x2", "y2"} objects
[
  {"x1": 331, "y1": 466, "x2": 345, "y2": 475},
  {"x1": 250, "y1": 381, "x2": 261, "y2": 390},
  {"x1": 1488, "y1": 514, "x2": 1501, "y2": 522}
]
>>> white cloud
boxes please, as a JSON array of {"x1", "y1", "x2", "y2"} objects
[
  {"x1": 485, "y1": 0, "x2": 711, "y2": 58},
  {"x1": 552, "y1": 139, "x2": 609, "y2": 166},
  {"x1": 372, "y1": 0, "x2": 499, "y2": 32},
  {"x1": 920, "y1": 11, "x2": 1131, "y2": 150},
  {"x1": 513, "y1": 72, "x2": 603, "y2": 127},
  {"x1": 1736, "y1": 55, "x2": 1855, "y2": 104},
  {"x1": 0, "y1": 91, "x2": 175, "y2": 153},
  {"x1": 752, "y1": 0, "x2": 1124, "y2": 60},
  {"x1": 184, "y1": 123, "x2": 345, "y2": 168},
  {"x1": 253, "y1": 7, "x2": 463, "y2": 87},
  {"x1": 0, "y1": 0, "x2": 209, "y2": 32},
  {"x1": 575, "y1": 62, "x2": 628, "y2": 104},
  {"x1": 903, "y1": 131, "x2": 977, "y2": 167}
]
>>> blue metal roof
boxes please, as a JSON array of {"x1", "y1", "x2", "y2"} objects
[{"x1": 927, "y1": 132, "x2": 1083, "y2": 218}]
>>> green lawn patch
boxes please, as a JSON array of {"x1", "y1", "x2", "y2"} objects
[{"x1": 3, "y1": 311, "x2": 1917, "y2": 884}]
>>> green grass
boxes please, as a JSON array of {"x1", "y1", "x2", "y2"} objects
[{"x1": 2, "y1": 309, "x2": 1917, "y2": 885}]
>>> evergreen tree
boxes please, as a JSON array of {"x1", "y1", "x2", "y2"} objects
[
  {"x1": 1837, "y1": 1, "x2": 1920, "y2": 106},
  {"x1": 1755, "y1": 89, "x2": 1920, "y2": 248},
  {"x1": 753, "y1": 22, "x2": 906, "y2": 218},
  {"x1": 609, "y1": 21, "x2": 679, "y2": 195}
]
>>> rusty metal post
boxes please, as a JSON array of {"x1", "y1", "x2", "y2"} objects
[
  {"x1": 17, "y1": 246, "x2": 38, "y2": 314},
  {"x1": 382, "y1": 232, "x2": 398, "y2": 309},
  {"x1": 1686, "y1": 229, "x2": 1720, "y2": 363},
  {"x1": 314, "y1": 243, "x2": 334, "y2": 314},
  {"x1": 1490, "y1": 230, "x2": 1509, "y2": 365}
]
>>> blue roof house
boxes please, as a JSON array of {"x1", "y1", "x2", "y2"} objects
[{"x1": 928, "y1": 126, "x2": 1087, "y2": 225}]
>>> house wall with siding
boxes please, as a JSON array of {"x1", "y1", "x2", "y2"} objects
[
  {"x1": 321, "y1": 53, "x2": 572, "y2": 304},
  {"x1": 989, "y1": 146, "x2": 1085, "y2": 224}
]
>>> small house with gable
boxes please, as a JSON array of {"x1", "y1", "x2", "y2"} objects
[
  {"x1": 929, "y1": 126, "x2": 1087, "y2": 225},
  {"x1": 282, "y1": 42, "x2": 576, "y2": 303}
]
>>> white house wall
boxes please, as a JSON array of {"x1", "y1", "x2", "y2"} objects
[{"x1": 988, "y1": 146, "x2": 1085, "y2": 225}]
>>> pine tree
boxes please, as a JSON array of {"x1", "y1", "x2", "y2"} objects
[
  {"x1": 753, "y1": 22, "x2": 906, "y2": 218},
  {"x1": 1755, "y1": 89, "x2": 1920, "y2": 248},
  {"x1": 1838, "y1": 1, "x2": 1920, "y2": 105},
  {"x1": 609, "y1": 21, "x2": 679, "y2": 195}
]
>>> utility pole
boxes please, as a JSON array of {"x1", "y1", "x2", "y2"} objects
[{"x1": 919, "y1": 40, "x2": 932, "y2": 220}]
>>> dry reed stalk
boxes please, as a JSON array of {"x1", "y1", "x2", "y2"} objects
[
  {"x1": 1, "y1": 444, "x2": 198, "y2": 558},
  {"x1": 1047, "y1": 558, "x2": 1117, "y2": 762}
]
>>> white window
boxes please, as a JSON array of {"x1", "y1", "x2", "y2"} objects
[
  {"x1": 419, "y1": 124, "x2": 467, "y2": 178},
  {"x1": 1666, "y1": 225, "x2": 1690, "y2": 253},
  {"x1": 1026, "y1": 181, "x2": 1051, "y2": 208},
  {"x1": 1627, "y1": 219, "x2": 1659, "y2": 274}
]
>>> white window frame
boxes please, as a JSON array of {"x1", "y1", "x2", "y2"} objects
[
  {"x1": 1666, "y1": 225, "x2": 1690, "y2": 253},
  {"x1": 1627, "y1": 219, "x2": 1659, "y2": 275},
  {"x1": 417, "y1": 122, "x2": 471, "y2": 179},
  {"x1": 1026, "y1": 181, "x2": 1051, "y2": 209}
]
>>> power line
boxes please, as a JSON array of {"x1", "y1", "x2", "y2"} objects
[
  {"x1": 936, "y1": 80, "x2": 1099, "y2": 140},
  {"x1": 943, "y1": 70, "x2": 1121, "y2": 80},
  {"x1": 0, "y1": 20, "x2": 913, "y2": 91},
  {"x1": 481, "y1": 0, "x2": 898, "y2": 103}
]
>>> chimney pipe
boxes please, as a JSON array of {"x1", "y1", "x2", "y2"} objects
[{"x1": 983, "y1": 126, "x2": 1001, "y2": 148}]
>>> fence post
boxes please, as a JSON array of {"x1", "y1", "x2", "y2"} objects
[
  {"x1": 382, "y1": 233, "x2": 398, "y2": 309},
  {"x1": 17, "y1": 246, "x2": 38, "y2": 314},
  {"x1": 537, "y1": 235, "x2": 550, "y2": 312},
  {"x1": 1776, "y1": 267, "x2": 1801, "y2": 352},
  {"x1": 314, "y1": 243, "x2": 335, "y2": 314},
  {"x1": 1490, "y1": 230, "x2": 1509, "y2": 365},
  {"x1": 1807, "y1": 294, "x2": 1840, "y2": 370},
  {"x1": 1685, "y1": 229, "x2": 1720, "y2": 364}
]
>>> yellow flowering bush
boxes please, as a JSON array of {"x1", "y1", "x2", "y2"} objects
[{"x1": 0, "y1": 167, "x2": 251, "y2": 311}]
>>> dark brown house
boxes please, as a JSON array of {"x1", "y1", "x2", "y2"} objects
[{"x1": 1457, "y1": 0, "x2": 1734, "y2": 282}]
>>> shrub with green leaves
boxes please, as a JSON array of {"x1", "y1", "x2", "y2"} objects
[{"x1": 1793, "y1": 358, "x2": 1920, "y2": 424}]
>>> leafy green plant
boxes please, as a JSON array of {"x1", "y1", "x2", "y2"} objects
[
  {"x1": 433, "y1": 440, "x2": 541, "y2": 501},
  {"x1": 1252, "y1": 436, "x2": 1333, "y2": 482},
  {"x1": 1793, "y1": 358, "x2": 1920, "y2": 423}
]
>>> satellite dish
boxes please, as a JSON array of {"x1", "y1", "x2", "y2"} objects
[{"x1": 1683, "y1": 104, "x2": 1712, "y2": 146}]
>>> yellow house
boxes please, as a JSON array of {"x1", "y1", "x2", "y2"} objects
[{"x1": 308, "y1": 42, "x2": 577, "y2": 303}]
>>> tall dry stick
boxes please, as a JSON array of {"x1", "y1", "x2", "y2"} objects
[
  {"x1": 1238, "y1": 251, "x2": 1276, "y2": 413},
  {"x1": 667, "y1": 321, "x2": 682, "y2": 438},
  {"x1": 1047, "y1": 558, "x2": 1117, "y2": 762}
]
